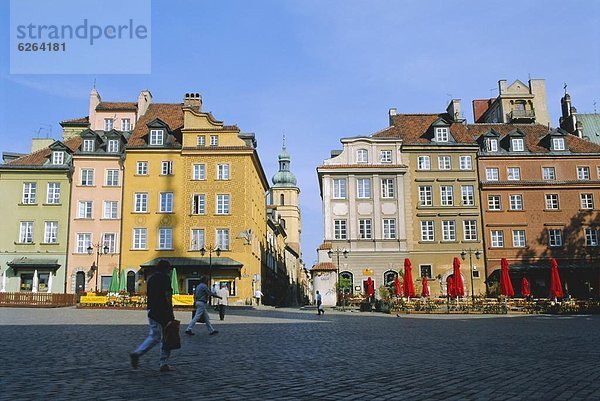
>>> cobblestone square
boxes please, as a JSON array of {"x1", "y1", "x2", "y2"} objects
[{"x1": 1, "y1": 308, "x2": 600, "y2": 400}]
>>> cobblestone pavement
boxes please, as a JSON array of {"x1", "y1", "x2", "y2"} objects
[{"x1": 1, "y1": 307, "x2": 600, "y2": 400}]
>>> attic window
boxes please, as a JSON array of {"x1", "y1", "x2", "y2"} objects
[
  {"x1": 435, "y1": 127, "x2": 449, "y2": 142},
  {"x1": 552, "y1": 137, "x2": 565, "y2": 151},
  {"x1": 52, "y1": 151, "x2": 64, "y2": 165},
  {"x1": 83, "y1": 139, "x2": 95, "y2": 152},
  {"x1": 149, "y1": 129, "x2": 164, "y2": 146},
  {"x1": 104, "y1": 118, "x2": 114, "y2": 131},
  {"x1": 486, "y1": 138, "x2": 498, "y2": 152},
  {"x1": 107, "y1": 140, "x2": 119, "y2": 153},
  {"x1": 511, "y1": 138, "x2": 524, "y2": 152},
  {"x1": 356, "y1": 149, "x2": 368, "y2": 163}
]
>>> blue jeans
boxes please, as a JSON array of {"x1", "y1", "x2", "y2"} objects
[
  {"x1": 133, "y1": 313, "x2": 171, "y2": 367},
  {"x1": 187, "y1": 301, "x2": 215, "y2": 333}
]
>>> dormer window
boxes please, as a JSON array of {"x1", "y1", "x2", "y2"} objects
[
  {"x1": 149, "y1": 129, "x2": 164, "y2": 146},
  {"x1": 511, "y1": 138, "x2": 524, "y2": 152},
  {"x1": 104, "y1": 118, "x2": 114, "y2": 131},
  {"x1": 210, "y1": 135, "x2": 218, "y2": 146},
  {"x1": 435, "y1": 127, "x2": 449, "y2": 142},
  {"x1": 51, "y1": 151, "x2": 64, "y2": 165},
  {"x1": 83, "y1": 139, "x2": 95, "y2": 152},
  {"x1": 552, "y1": 137, "x2": 565, "y2": 151},
  {"x1": 356, "y1": 149, "x2": 368, "y2": 163},
  {"x1": 486, "y1": 138, "x2": 498, "y2": 152},
  {"x1": 107, "y1": 140, "x2": 119, "y2": 153}
]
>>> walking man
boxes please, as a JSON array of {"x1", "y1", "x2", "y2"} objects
[
  {"x1": 217, "y1": 283, "x2": 229, "y2": 321},
  {"x1": 254, "y1": 289, "x2": 264, "y2": 306},
  {"x1": 316, "y1": 290, "x2": 324, "y2": 315},
  {"x1": 130, "y1": 259, "x2": 175, "y2": 372},
  {"x1": 185, "y1": 276, "x2": 221, "y2": 336}
]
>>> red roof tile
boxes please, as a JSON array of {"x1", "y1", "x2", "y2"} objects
[
  {"x1": 127, "y1": 103, "x2": 184, "y2": 147},
  {"x1": 7, "y1": 137, "x2": 82, "y2": 166},
  {"x1": 312, "y1": 262, "x2": 336, "y2": 271},
  {"x1": 472, "y1": 99, "x2": 493, "y2": 123},
  {"x1": 95, "y1": 102, "x2": 137, "y2": 111},
  {"x1": 60, "y1": 116, "x2": 89, "y2": 126},
  {"x1": 318, "y1": 242, "x2": 332, "y2": 250}
]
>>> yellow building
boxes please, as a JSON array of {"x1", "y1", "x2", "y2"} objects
[{"x1": 121, "y1": 94, "x2": 269, "y2": 304}]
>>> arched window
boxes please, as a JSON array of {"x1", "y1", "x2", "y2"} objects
[
  {"x1": 280, "y1": 194, "x2": 285, "y2": 206},
  {"x1": 127, "y1": 271, "x2": 136, "y2": 293},
  {"x1": 339, "y1": 271, "x2": 354, "y2": 295},
  {"x1": 383, "y1": 270, "x2": 398, "y2": 294},
  {"x1": 356, "y1": 149, "x2": 368, "y2": 164},
  {"x1": 75, "y1": 271, "x2": 86, "y2": 294}
]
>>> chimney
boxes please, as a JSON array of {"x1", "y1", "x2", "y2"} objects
[
  {"x1": 446, "y1": 99, "x2": 463, "y2": 122},
  {"x1": 183, "y1": 93, "x2": 202, "y2": 111},
  {"x1": 498, "y1": 80, "x2": 507, "y2": 95},
  {"x1": 31, "y1": 138, "x2": 54, "y2": 153},
  {"x1": 89, "y1": 87, "x2": 101, "y2": 124},
  {"x1": 388, "y1": 108, "x2": 397, "y2": 126},
  {"x1": 137, "y1": 90, "x2": 152, "y2": 119}
]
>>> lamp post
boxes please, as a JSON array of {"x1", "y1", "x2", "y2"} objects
[
  {"x1": 200, "y1": 244, "x2": 221, "y2": 302},
  {"x1": 327, "y1": 247, "x2": 348, "y2": 307},
  {"x1": 87, "y1": 242, "x2": 109, "y2": 293},
  {"x1": 460, "y1": 248, "x2": 481, "y2": 305}
]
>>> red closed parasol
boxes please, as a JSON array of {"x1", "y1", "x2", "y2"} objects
[
  {"x1": 367, "y1": 276, "x2": 374, "y2": 298},
  {"x1": 446, "y1": 275, "x2": 455, "y2": 297},
  {"x1": 549, "y1": 258, "x2": 563, "y2": 299},
  {"x1": 452, "y1": 257, "x2": 465, "y2": 297},
  {"x1": 521, "y1": 277, "x2": 531, "y2": 297},
  {"x1": 394, "y1": 275, "x2": 402, "y2": 297},
  {"x1": 421, "y1": 276, "x2": 430, "y2": 297},
  {"x1": 403, "y1": 258, "x2": 416, "y2": 298},
  {"x1": 499, "y1": 258, "x2": 515, "y2": 297}
]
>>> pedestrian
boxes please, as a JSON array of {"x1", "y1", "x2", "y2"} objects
[
  {"x1": 254, "y1": 289, "x2": 264, "y2": 306},
  {"x1": 130, "y1": 259, "x2": 176, "y2": 372},
  {"x1": 316, "y1": 290, "x2": 324, "y2": 315},
  {"x1": 217, "y1": 283, "x2": 229, "y2": 321},
  {"x1": 185, "y1": 276, "x2": 221, "y2": 336}
]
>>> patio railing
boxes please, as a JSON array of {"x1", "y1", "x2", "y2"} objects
[{"x1": 0, "y1": 292, "x2": 76, "y2": 307}]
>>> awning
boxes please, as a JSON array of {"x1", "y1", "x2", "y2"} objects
[
  {"x1": 7, "y1": 257, "x2": 60, "y2": 272},
  {"x1": 508, "y1": 263, "x2": 593, "y2": 272},
  {"x1": 140, "y1": 257, "x2": 243, "y2": 276}
]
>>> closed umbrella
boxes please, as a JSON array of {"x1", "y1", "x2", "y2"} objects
[
  {"x1": 32, "y1": 269, "x2": 39, "y2": 293},
  {"x1": 549, "y1": 258, "x2": 563, "y2": 299},
  {"x1": 446, "y1": 275, "x2": 455, "y2": 298},
  {"x1": 367, "y1": 276, "x2": 374, "y2": 300},
  {"x1": 521, "y1": 277, "x2": 531, "y2": 298},
  {"x1": 47, "y1": 272, "x2": 53, "y2": 293},
  {"x1": 421, "y1": 276, "x2": 430, "y2": 297},
  {"x1": 108, "y1": 268, "x2": 119, "y2": 293},
  {"x1": 403, "y1": 259, "x2": 416, "y2": 298},
  {"x1": 118, "y1": 269, "x2": 127, "y2": 292},
  {"x1": 394, "y1": 275, "x2": 402, "y2": 297},
  {"x1": 170, "y1": 268, "x2": 179, "y2": 295},
  {"x1": 453, "y1": 257, "x2": 465, "y2": 298},
  {"x1": 499, "y1": 258, "x2": 515, "y2": 297}
]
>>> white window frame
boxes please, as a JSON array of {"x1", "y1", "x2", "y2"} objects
[
  {"x1": 585, "y1": 228, "x2": 599, "y2": 247},
  {"x1": 356, "y1": 178, "x2": 371, "y2": 199},
  {"x1": 359, "y1": 219, "x2": 372, "y2": 239},
  {"x1": 103, "y1": 201, "x2": 118, "y2": 219},
  {"x1": 121, "y1": 118, "x2": 131, "y2": 131},
  {"x1": 420, "y1": 221, "x2": 434, "y2": 242},
  {"x1": 332, "y1": 178, "x2": 347, "y2": 199},
  {"x1": 509, "y1": 194, "x2": 523, "y2": 211},
  {"x1": 577, "y1": 166, "x2": 591, "y2": 181},
  {"x1": 76, "y1": 233, "x2": 91, "y2": 253},
  {"x1": 381, "y1": 178, "x2": 395, "y2": 199},
  {"x1": 192, "y1": 164, "x2": 206, "y2": 180},
  {"x1": 210, "y1": 135, "x2": 218, "y2": 146},
  {"x1": 511, "y1": 138, "x2": 524, "y2": 151},
  {"x1": 334, "y1": 219, "x2": 348, "y2": 240},
  {"x1": 107, "y1": 140, "x2": 119, "y2": 153},
  {"x1": 22, "y1": 182, "x2": 36, "y2": 204},
  {"x1": 78, "y1": 201, "x2": 93, "y2": 219},
  {"x1": 507, "y1": 167, "x2": 521, "y2": 181},
  {"x1": 438, "y1": 155, "x2": 451, "y2": 170},
  {"x1": 486, "y1": 168, "x2": 499, "y2": 181},
  {"x1": 158, "y1": 228, "x2": 173, "y2": 250},
  {"x1": 442, "y1": 220, "x2": 456, "y2": 241},
  {"x1": 545, "y1": 194, "x2": 559, "y2": 210},
  {"x1": 440, "y1": 186, "x2": 454, "y2": 206},
  {"x1": 512, "y1": 230, "x2": 526, "y2": 248},
  {"x1": 149, "y1": 129, "x2": 164, "y2": 146},
  {"x1": 549, "y1": 229, "x2": 562, "y2": 247},
  {"x1": 491, "y1": 230, "x2": 504, "y2": 248},
  {"x1": 191, "y1": 229, "x2": 205, "y2": 250},
  {"x1": 488, "y1": 195, "x2": 501, "y2": 211},
  {"x1": 192, "y1": 194, "x2": 206, "y2": 215},
  {"x1": 486, "y1": 138, "x2": 498, "y2": 152},
  {"x1": 105, "y1": 169, "x2": 119, "y2": 186},
  {"x1": 83, "y1": 139, "x2": 95, "y2": 152},
  {"x1": 380, "y1": 150, "x2": 392, "y2": 163},
  {"x1": 216, "y1": 228, "x2": 230, "y2": 250},
  {"x1": 52, "y1": 151, "x2": 64, "y2": 165},
  {"x1": 134, "y1": 193, "x2": 148, "y2": 213},
  {"x1": 44, "y1": 221, "x2": 58, "y2": 244},
  {"x1": 382, "y1": 219, "x2": 397, "y2": 239},
  {"x1": 463, "y1": 220, "x2": 477, "y2": 241},
  {"x1": 581, "y1": 193, "x2": 594, "y2": 210},
  {"x1": 197, "y1": 135, "x2": 206, "y2": 146},
  {"x1": 417, "y1": 156, "x2": 431, "y2": 170},
  {"x1": 217, "y1": 163, "x2": 230, "y2": 180},
  {"x1": 459, "y1": 155, "x2": 472, "y2": 170},
  {"x1": 81, "y1": 169, "x2": 94, "y2": 186},
  {"x1": 103, "y1": 233, "x2": 117, "y2": 253},
  {"x1": 133, "y1": 228, "x2": 147, "y2": 250},
  {"x1": 161, "y1": 161, "x2": 173, "y2": 175},
  {"x1": 542, "y1": 167, "x2": 556, "y2": 181},
  {"x1": 104, "y1": 118, "x2": 114, "y2": 131},
  {"x1": 552, "y1": 137, "x2": 565, "y2": 151},
  {"x1": 19, "y1": 221, "x2": 34, "y2": 243},
  {"x1": 356, "y1": 149, "x2": 368, "y2": 164},
  {"x1": 461, "y1": 185, "x2": 474, "y2": 206},
  {"x1": 435, "y1": 127, "x2": 449, "y2": 142},
  {"x1": 159, "y1": 192, "x2": 174, "y2": 213},
  {"x1": 46, "y1": 182, "x2": 60, "y2": 204},
  {"x1": 419, "y1": 186, "x2": 432, "y2": 207},
  {"x1": 136, "y1": 161, "x2": 148, "y2": 175},
  {"x1": 216, "y1": 194, "x2": 230, "y2": 214}
]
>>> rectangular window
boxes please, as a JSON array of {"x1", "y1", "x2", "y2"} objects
[
  {"x1": 52, "y1": 151, "x2": 64, "y2": 165},
  {"x1": 380, "y1": 150, "x2": 392, "y2": 163},
  {"x1": 486, "y1": 168, "x2": 499, "y2": 181},
  {"x1": 545, "y1": 194, "x2": 559, "y2": 210},
  {"x1": 334, "y1": 219, "x2": 348, "y2": 240},
  {"x1": 463, "y1": 220, "x2": 477, "y2": 241},
  {"x1": 161, "y1": 161, "x2": 173, "y2": 175},
  {"x1": 420, "y1": 265, "x2": 433, "y2": 279},
  {"x1": 103, "y1": 201, "x2": 118, "y2": 219},
  {"x1": 192, "y1": 194, "x2": 206, "y2": 215},
  {"x1": 46, "y1": 182, "x2": 60, "y2": 204},
  {"x1": 359, "y1": 219, "x2": 372, "y2": 239},
  {"x1": 486, "y1": 138, "x2": 498, "y2": 152},
  {"x1": 191, "y1": 229, "x2": 205, "y2": 250},
  {"x1": 507, "y1": 167, "x2": 521, "y2": 181},
  {"x1": 19, "y1": 221, "x2": 34, "y2": 243},
  {"x1": 105, "y1": 169, "x2": 119, "y2": 186},
  {"x1": 420, "y1": 221, "x2": 434, "y2": 241},
  {"x1": 149, "y1": 129, "x2": 164, "y2": 145},
  {"x1": 461, "y1": 185, "x2": 474, "y2": 206},
  {"x1": 491, "y1": 230, "x2": 504, "y2": 247},
  {"x1": 136, "y1": 161, "x2": 148, "y2": 175},
  {"x1": 512, "y1": 230, "x2": 526, "y2": 247},
  {"x1": 356, "y1": 149, "x2": 368, "y2": 163},
  {"x1": 83, "y1": 139, "x2": 95, "y2": 152},
  {"x1": 159, "y1": 192, "x2": 174, "y2": 213},
  {"x1": 22, "y1": 182, "x2": 36, "y2": 204},
  {"x1": 192, "y1": 164, "x2": 206, "y2": 180},
  {"x1": 356, "y1": 178, "x2": 371, "y2": 199},
  {"x1": 509, "y1": 194, "x2": 523, "y2": 211},
  {"x1": 121, "y1": 118, "x2": 131, "y2": 131},
  {"x1": 511, "y1": 138, "x2": 524, "y2": 151},
  {"x1": 581, "y1": 194, "x2": 594, "y2": 210},
  {"x1": 217, "y1": 164, "x2": 230, "y2": 180},
  {"x1": 383, "y1": 219, "x2": 396, "y2": 239},
  {"x1": 417, "y1": 156, "x2": 431, "y2": 170},
  {"x1": 133, "y1": 228, "x2": 147, "y2": 249},
  {"x1": 333, "y1": 178, "x2": 347, "y2": 199},
  {"x1": 103, "y1": 233, "x2": 117, "y2": 253},
  {"x1": 197, "y1": 135, "x2": 206, "y2": 146},
  {"x1": 107, "y1": 140, "x2": 119, "y2": 153},
  {"x1": 210, "y1": 135, "x2": 218, "y2": 146},
  {"x1": 78, "y1": 201, "x2": 93, "y2": 219},
  {"x1": 104, "y1": 118, "x2": 114, "y2": 131},
  {"x1": 419, "y1": 186, "x2": 432, "y2": 207},
  {"x1": 585, "y1": 228, "x2": 598, "y2": 247},
  {"x1": 549, "y1": 229, "x2": 562, "y2": 247},
  {"x1": 134, "y1": 193, "x2": 148, "y2": 213},
  {"x1": 488, "y1": 195, "x2": 501, "y2": 211},
  {"x1": 442, "y1": 220, "x2": 456, "y2": 241},
  {"x1": 81, "y1": 169, "x2": 94, "y2": 186},
  {"x1": 158, "y1": 228, "x2": 173, "y2": 250},
  {"x1": 542, "y1": 167, "x2": 556, "y2": 181},
  {"x1": 435, "y1": 127, "x2": 449, "y2": 142},
  {"x1": 216, "y1": 229, "x2": 230, "y2": 250},
  {"x1": 438, "y1": 156, "x2": 451, "y2": 170},
  {"x1": 552, "y1": 138, "x2": 565, "y2": 151},
  {"x1": 381, "y1": 178, "x2": 395, "y2": 198},
  {"x1": 216, "y1": 194, "x2": 230, "y2": 214},
  {"x1": 577, "y1": 166, "x2": 591, "y2": 180},
  {"x1": 440, "y1": 186, "x2": 453, "y2": 206},
  {"x1": 459, "y1": 155, "x2": 472, "y2": 170},
  {"x1": 76, "y1": 233, "x2": 91, "y2": 253}
]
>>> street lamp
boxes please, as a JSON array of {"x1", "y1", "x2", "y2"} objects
[
  {"x1": 200, "y1": 244, "x2": 221, "y2": 300},
  {"x1": 87, "y1": 242, "x2": 109, "y2": 293},
  {"x1": 460, "y1": 248, "x2": 481, "y2": 305},
  {"x1": 327, "y1": 247, "x2": 349, "y2": 307}
]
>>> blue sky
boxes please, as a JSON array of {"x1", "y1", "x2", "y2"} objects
[{"x1": 1, "y1": 0, "x2": 599, "y2": 266}]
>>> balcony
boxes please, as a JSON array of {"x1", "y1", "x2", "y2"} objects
[{"x1": 509, "y1": 109, "x2": 536, "y2": 122}]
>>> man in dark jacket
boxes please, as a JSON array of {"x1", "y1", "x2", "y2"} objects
[{"x1": 130, "y1": 259, "x2": 175, "y2": 372}]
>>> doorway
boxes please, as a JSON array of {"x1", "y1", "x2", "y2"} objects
[
  {"x1": 126, "y1": 271, "x2": 136, "y2": 293},
  {"x1": 75, "y1": 271, "x2": 86, "y2": 294}
]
